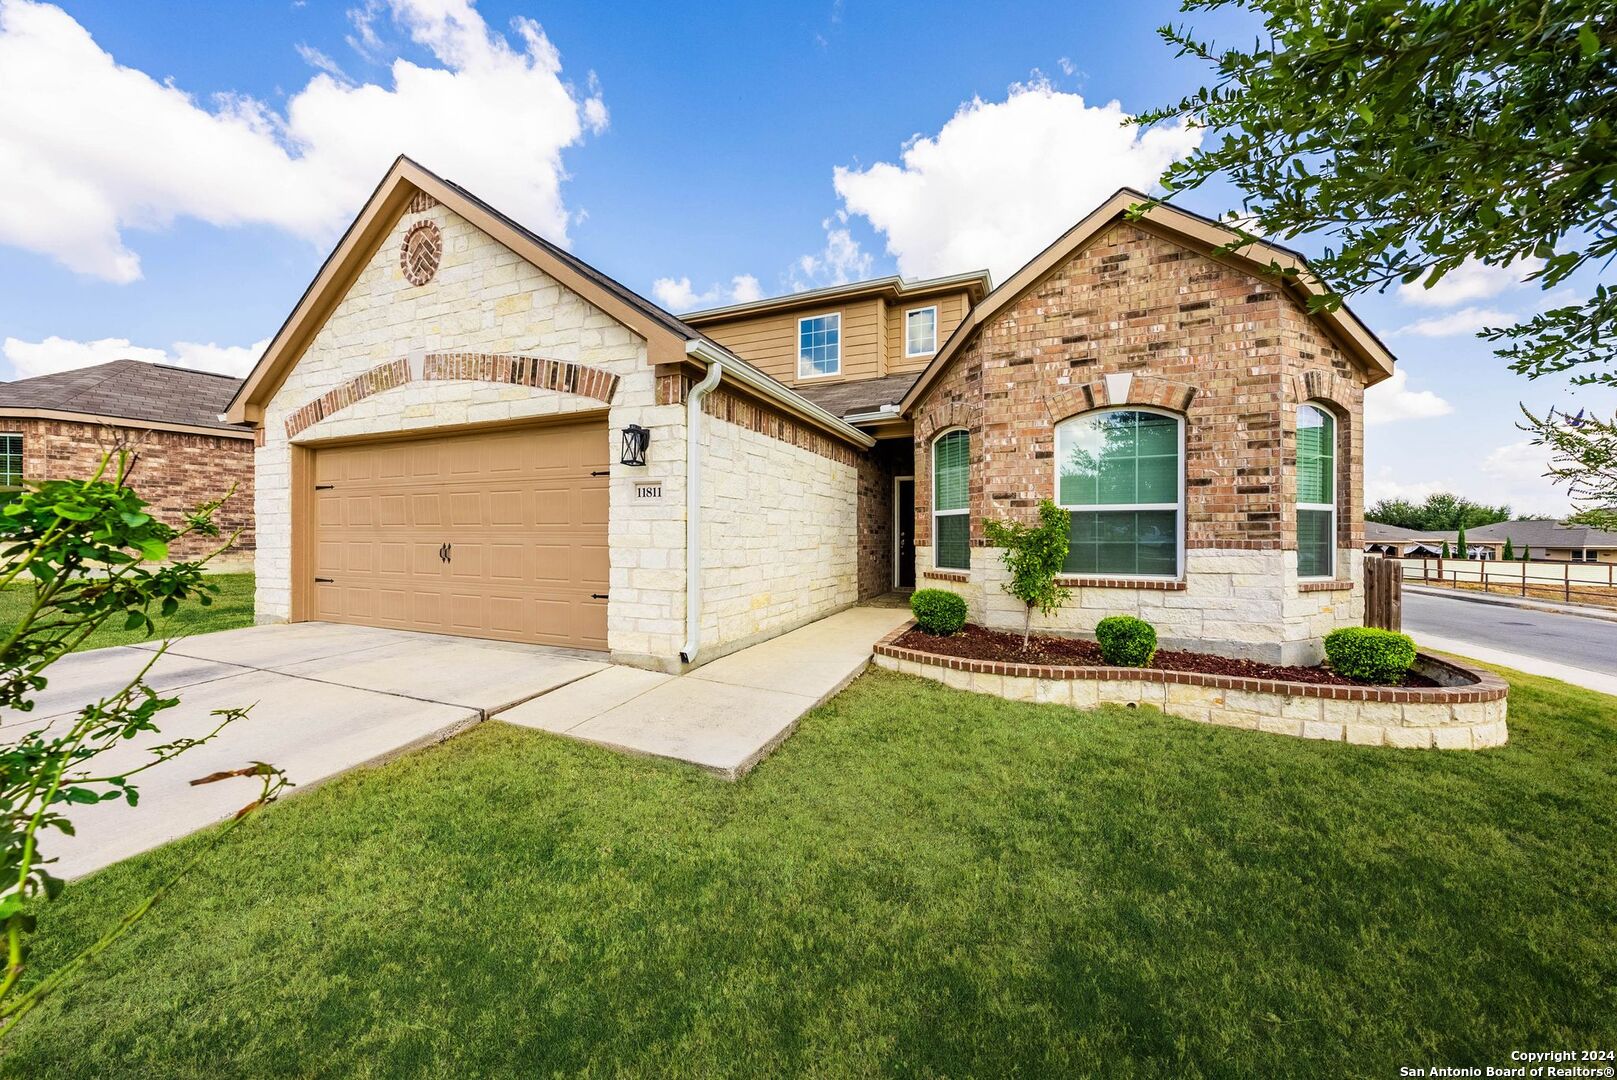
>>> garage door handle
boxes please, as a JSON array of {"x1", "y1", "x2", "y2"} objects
[
  {"x1": 591, "y1": 593, "x2": 608, "y2": 600},
  {"x1": 314, "y1": 577, "x2": 333, "y2": 584},
  {"x1": 590, "y1": 470, "x2": 610, "y2": 476}
]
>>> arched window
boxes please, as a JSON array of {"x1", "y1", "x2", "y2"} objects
[
  {"x1": 932, "y1": 429, "x2": 970, "y2": 569},
  {"x1": 1296, "y1": 403, "x2": 1336, "y2": 578},
  {"x1": 1055, "y1": 409, "x2": 1183, "y2": 578}
]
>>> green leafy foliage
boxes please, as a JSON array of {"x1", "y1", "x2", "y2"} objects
[
  {"x1": 983, "y1": 500, "x2": 1072, "y2": 647},
  {"x1": 1324, "y1": 627, "x2": 1418, "y2": 684},
  {"x1": 1503, "y1": 537, "x2": 1516, "y2": 560},
  {"x1": 1456, "y1": 523, "x2": 1469, "y2": 559},
  {"x1": 0, "y1": 454, "x2": 286, "y2": 1038},
  {"x1": 1095, "y1": 615, "x2": 1157, "y2": 667},
  {"x1": 910, "y1": 589, "x2": 968, "y2": 636},
  {"x1": 1367, "y1": 492, "x2": 1512, "y2": 532},
  {"x1": 1138, "y1": 0, "x2": 1617, "y2": 516}
]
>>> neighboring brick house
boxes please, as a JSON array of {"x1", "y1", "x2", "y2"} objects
[
  {"x1": 229, "y1": 157, "x2": 1394, "y2": 672},
  {"x1": 0, "y1": 360, "x2": 255, "y2": 563}
]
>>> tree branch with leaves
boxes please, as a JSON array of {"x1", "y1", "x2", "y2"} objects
[
  {"x1": 1136, "y1": 0, "x2": 1617, "y2": 517},
  {"x1": 0, "y1": 452, "x2": 287, "y2": 1038}
]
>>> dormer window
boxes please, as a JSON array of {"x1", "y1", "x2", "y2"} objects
[
  {"x1": 905, "y1": 306, "x2": 938, "y2": 357},
  {"x1": 798, "y1": 313, "x2": 841, "y2": 378}
]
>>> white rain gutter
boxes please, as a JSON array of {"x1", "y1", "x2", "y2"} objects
[{"x1": 679, "y1": 354, "x2": 724, "y2": 665}]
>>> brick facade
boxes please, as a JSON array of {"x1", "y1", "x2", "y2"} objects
[
  {"x1": 855, "y1": 439, "x2": 910, "y2": 600},
  {"x1": 8, "y1": 418, "x2": 254, "y2": 563},
  {"x1": 906, "y1": 220, "x2": 1372, "y2": 664}
]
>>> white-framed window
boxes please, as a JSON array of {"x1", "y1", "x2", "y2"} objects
[
  {"x1": 905, "y1": 306, "x2": 938, "y2": 357},
  {"x1": 1054, "y1": 408, "x2": 1184, "y2": 578},
  {"x1": 798, "y1": 312, "x2": 841, "y2": 378},
  {"x1": 0, "y1": 433, "x2": 21, "y2": 490},
  {"x1": 932, "y1": 428, "x2": 970, "y2": 569},
  {"x1": 1296, "y1": 402, "x2": 1336, "y2": 578}
]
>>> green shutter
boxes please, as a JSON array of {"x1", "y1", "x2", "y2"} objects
[
  {"x1": 934, "y1": 430, "x2": 970, "y2": 569},
  {"x1": 936, "y1": 514, "x2": 970, "y2": 570},
  {"x1": 1298, "y1": 509, "x2": 1333, "y2": 577},
  {"x1": 933, "y1": 431, "x2": 969, "y2": 512},
  {"x1": 1297, "y1": 407, "x2": 1334, "y2": 504}
]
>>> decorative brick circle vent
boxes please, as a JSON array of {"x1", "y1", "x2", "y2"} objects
[{"x1": 400, "y1": 220, "x2": 442, "y2": 285}]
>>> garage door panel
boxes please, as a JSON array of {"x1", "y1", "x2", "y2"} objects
[{"x1": 310, "y1": 419, "x2": 609, "y2": 649}]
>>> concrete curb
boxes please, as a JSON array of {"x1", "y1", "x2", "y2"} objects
[{"x1": 1404, "y1": 584, "x2": 1617, "y2": 626}]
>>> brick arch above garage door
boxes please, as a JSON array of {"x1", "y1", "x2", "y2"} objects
[{"x1": 284, "y1": 353, "x2": 621, "y2": 439}]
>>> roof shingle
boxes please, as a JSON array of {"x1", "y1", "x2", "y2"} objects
[{"x1": 0, "y1": 360, "x2": 250, "y2": 433}]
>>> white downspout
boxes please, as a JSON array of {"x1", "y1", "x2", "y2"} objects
[{"x1": 679, "y1": 357, "x2": 723, "y2": 665}]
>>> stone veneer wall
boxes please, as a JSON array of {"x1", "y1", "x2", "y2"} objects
[
  {"x1": 697, "y1": 412, "x2": 860, "y2": 655},
  {"x1": 254, "y1": 197, "x2": 688, "y2": 666},
  {"x1": 10, "y1": 417, "x2": 255, "y2": 564},
  {"x1": 909, "y1": 220, "x2": 1369, "y2": 664}
]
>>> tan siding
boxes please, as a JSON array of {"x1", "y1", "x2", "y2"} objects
[
  {"x1": 887, "y1": 290, "x2": 972, "y2": 376},
  {"x1": 700, "y1": 302, "x2": 884, "y2": 388}
]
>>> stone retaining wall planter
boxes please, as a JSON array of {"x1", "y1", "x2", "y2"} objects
[{"x1": 873, "y1": 625, "x2": 1508, "y2": 750}]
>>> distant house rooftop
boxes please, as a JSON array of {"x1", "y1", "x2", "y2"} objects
[
  {"x1": 0, "y1": 359, "x2": 250, "y2": 434},
  {"x1": 1468, "y1": 518, "x2": 1617, "y2": 550}
]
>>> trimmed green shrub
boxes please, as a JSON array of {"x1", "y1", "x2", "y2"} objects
[
  {"x1": 910, "y1": 589, "x2": 967, "y2": 635},
  {"x1": 1324, "y1": 626, "x2": 1417, "y2": 683},
  {"x1": 1095, "y1": 615, "x2": 1157, "y2": 667}
]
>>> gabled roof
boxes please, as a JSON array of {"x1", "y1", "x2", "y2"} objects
[
  {"x1": 224, "y1": 156, "x2": 871, "y2": 447},
  {"x1": 1468, "y1": 518, "x2": 1617, "y2": 549},
  {"x1": 898, "y1": 188, "x2": 1398, "y2": 415},
  {"x1": 0, "y1": 359, "x2": 251, "y2": 437},
  {"x1": 682, "y1": 271, "x2": 992, "y2": 324}
]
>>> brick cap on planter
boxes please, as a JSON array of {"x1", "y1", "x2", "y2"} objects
[
  {"x1": 921, "y1": 569, "x2": 970, "y2": 583},
  {"x1": 872, "y1": 623, "x2": 1509, "y2": 705}
]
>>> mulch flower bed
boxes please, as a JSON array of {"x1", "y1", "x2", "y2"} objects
[{"x1": 894, "y1": 624, "x2": 1440, "y2": 688}]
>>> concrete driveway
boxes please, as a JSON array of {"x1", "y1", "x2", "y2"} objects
[{"x1": 3, "y1": 623, "x2": 608, "y2": 878}]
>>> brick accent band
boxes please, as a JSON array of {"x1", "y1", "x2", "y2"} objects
[
  {"x1": 1056, "y1": 576, "x2": 1186, "y2": 591},
  {"x1": 285, "y1": 359, "x2": 410, "y2": 438},
  {"x1": 656, "y1": 367, "x2": 860, "y2": 467},
  {"x1": 872, "y1": 624, "x2": 1509, "y2": 705},
  {"x1": 1298, "y1": 579, "x2": 1355, "y2": 593},
  {"x1": 423, "y1": 352, "x2": 619, "y2": 404},
  {"x1": 921, "y1": 569, "x2": 970, "y2": 583},
  {"x1": 284, "y1": 353, "x2": 619, "y2": 438}
]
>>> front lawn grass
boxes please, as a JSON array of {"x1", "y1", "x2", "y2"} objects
[
  {"x1": 0, "y1": 572, "x2": 255, "y2": 652},
  {"x1": 4, "y1": 665, "x2": 1614, "y2": 1077}
]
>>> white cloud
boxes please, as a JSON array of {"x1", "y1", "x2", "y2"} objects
[
  {"x1": 3, "y1": 335, "x2": 268, "y2": 378},
  {"x1": 0, "y1": 0, "x2": 606, "y2": 283},
  {"x1": 650, "y1": 274, "x2": 764, "y2": 312},
  {"x1": 1394, "y1": 306, "x2": 1515, "y2": 338},
  {"x1": 1479, "y1": 439, "x2": 1573, "y2": 513},
  {"x1": 830, "y1": 80, "x2": 1201, "y2": 282},
  {"x1": 1364, "y1": 368, "x2": 1453, "y2": 426},
  {"x1": 295, "y1": 42, "x2": 350, "y2": 82},
  {"x1": 1365, "y1": 466, "x2": 1450, "y2": 506},
  {"x1": 790, "y1": 214, "x2": 874, "y2": 290},
  {"x1": 1396, "y1": 257, "x2": 1543, "y2": 308}
]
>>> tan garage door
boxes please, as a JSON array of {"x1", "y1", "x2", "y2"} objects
[{"x1": 309, "y1": 419, "x2": 609, "y2": 650}]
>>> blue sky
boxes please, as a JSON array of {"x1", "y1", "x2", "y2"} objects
[{"x1": 0, "y1": 0, "x2": 1609, "y2": 513}]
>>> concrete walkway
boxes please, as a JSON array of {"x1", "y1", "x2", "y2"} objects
[
  {"x1": 500, "y1": 606, "x2": 912, "y2": 778},
  {"x1": 8, "y1": 623, "x2": 608, "y2": 877}
]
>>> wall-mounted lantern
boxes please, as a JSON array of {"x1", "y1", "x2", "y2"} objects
[{"x1": 620, "y1": 424, "x2": 650, "y2": 467}]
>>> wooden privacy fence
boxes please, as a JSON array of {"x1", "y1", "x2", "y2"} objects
[{"x1": 1364, "y1": 555, "x2": 1402, "y2": 631}]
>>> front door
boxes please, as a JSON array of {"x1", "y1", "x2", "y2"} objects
[{"x1": 895, "y1": 477, "x2": 916, "y2": 588}]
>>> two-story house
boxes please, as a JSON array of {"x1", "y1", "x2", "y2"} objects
[{"x1": 230, "y1": 157, "x2": 1394, "y2": 670}]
